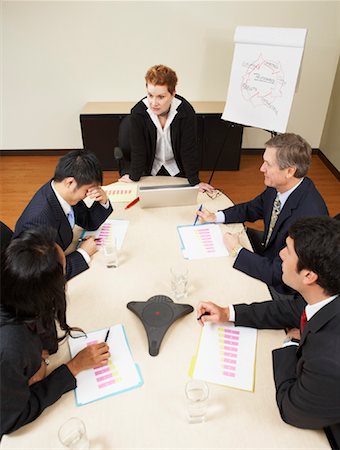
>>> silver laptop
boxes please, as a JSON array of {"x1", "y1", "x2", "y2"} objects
[{"x1": 139, "y1": 184, "x2": 199, "y2": 208}]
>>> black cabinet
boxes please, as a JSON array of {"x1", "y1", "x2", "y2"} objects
[{"x1": 80, "y1": 107, "x2": 243, "y2": 171}]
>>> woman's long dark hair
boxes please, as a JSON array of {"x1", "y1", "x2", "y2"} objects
[{"x1": 1, "y1": 227, "x2": 82, "y2": 340}]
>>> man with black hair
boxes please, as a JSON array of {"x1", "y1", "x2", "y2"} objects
[
  {"x1": 14, "y1": 150, "x2": 113, "y2": 279},
  {"x1": 197, "y1": 216, "x2": 340, "y2": 449}
]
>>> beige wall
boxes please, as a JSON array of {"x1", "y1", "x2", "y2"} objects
[
  {"x1": 320, "y1": 5, "x2": 340, "y2": 171},
  {"x1": 1, "y1": 1, "x2": 340, "y2": 165}
]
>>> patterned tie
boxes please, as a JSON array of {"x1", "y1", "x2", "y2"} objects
[
  {"x1": 265, "y1": 194, "x2": 281, "y2": 246},
  {"x1": 67, "y1": 207, "x2": 75, "y2": 229},
  {"x1": 300, "y1": 309, "x2": 307, "y2": 333}
]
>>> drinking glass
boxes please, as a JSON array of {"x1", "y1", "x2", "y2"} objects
[
  {"x1": 58, "y1": 417, "x2": 90, "y2": 449},
  {"x1": 170, "y1": 265, "x2": 188, "y2": 300},
  {"x1": 185, "y1": 379, "x2": 209, "y2": 424}
]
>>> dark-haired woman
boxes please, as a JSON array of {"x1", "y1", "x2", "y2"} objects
[{"x1": 0, "y1": 227, "x2": 110, "y2": 438}]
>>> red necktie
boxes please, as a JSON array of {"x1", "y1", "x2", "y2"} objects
[{"x1": 300, "y1": 309, "x2": 307, "y2": 333}]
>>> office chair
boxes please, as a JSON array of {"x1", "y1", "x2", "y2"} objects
[
  {"x1": 0, "y1": 221, "x2": 13, "y2": 252},
  {"x1": 114, "y1": 115, "x2": 132, "y2": 176}
]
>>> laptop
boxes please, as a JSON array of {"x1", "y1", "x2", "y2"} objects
[{"x1": 139, "y1": 184, "x2": 199, "y2": 208}]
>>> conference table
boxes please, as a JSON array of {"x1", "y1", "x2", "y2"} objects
[{"x1": 1, "y1": 177, "x2": 329, "y2": 449}]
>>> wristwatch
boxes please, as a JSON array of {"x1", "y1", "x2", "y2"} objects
[{"x1": 230, "y1": 245, "x2": 242, "y2": 258}]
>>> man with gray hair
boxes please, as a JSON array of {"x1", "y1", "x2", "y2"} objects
[{"x1": 197, "y1": 133, "x2": 328, "y2": 299}]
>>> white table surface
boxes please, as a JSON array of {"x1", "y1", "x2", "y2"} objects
[{"x1": 1, "y1": 177, "x2": 329, "y2": 450}]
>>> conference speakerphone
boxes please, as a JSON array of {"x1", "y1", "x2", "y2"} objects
[{"x1": 127, "y1": 295, "x2": 194, "y2": 356}]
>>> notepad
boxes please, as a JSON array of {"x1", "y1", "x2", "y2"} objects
[
  {"x1": 190, "y1": 322, "x2": 257, "y2": 392},
  {"x1": 177, "y1": 224, "x2": 228, "y2": 259},
  {"x1": 79, "y1": 219, "x2": 128, "y2": 249},
  {"x1": 68, "y1": 324, "x2": 143, "y2": 406},
  {"x1": 104, "y1": 183, "x2": 138, "y2": 203}
]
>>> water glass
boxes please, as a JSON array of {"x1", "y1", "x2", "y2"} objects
[
  {"x1": 103, "y1": 237, "x2": 118, "y2": 268},
  {"x1": 185, "y1": 379, "x2": 209, "y2": 424},
  {"x1": 170, "y1": 265, "x2": 188, "y2": 300},
  {"x1": 58, "y1": 417, "x2": 90, "y2": 449}
]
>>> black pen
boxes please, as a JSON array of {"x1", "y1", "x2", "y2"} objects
[
  {"x1": 78, "y1": 237, "x2": 100, "y2": 242},
  {"x1": 104, "y1": 328, "x2": 110, "y2": 342},
  {"x1": 197, "y1": 312, "x2": 210, "y2": 321}
]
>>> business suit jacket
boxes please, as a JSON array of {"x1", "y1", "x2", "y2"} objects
[
  {"x1": 0, "y1": 306, "x2": 76, "y2": 438},
  {"x1": 14, "y1": 181, "x2": 113, "y2": 280},
  {"x1": 234, "y1": 295, "x2": 340, "y2": 449},
  {"x1": 121, "y1": 95, "x2": 200, "y2": 186},
  {"x1": 221, "y1": 177, "x2": 328, "y2": 293}
]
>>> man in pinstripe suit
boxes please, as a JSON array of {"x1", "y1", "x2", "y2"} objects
[{"x1": 14, "y1": 150, "x2": 113, "y2": 280}]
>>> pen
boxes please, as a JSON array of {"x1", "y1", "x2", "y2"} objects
[
  {"x1": 193, "y1": 204, "x2": 203, "y2": 226},
  {"x1": 78, "y1": 237, "x2": 100, "y2": 242},
  {"x1": 104, "y1": 328, "x2": 110, "y2": 342},
  {"x1": 125, "y1": 197, "x2": 140, "y2": 209},
  {"x1": 197, "y1": 312, "x2": 210, "y2": 321}
]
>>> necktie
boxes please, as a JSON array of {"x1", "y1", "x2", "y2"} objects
[
  {"x1": 265, "y1": 194, "x2": 281, "y2": 246},
  {"x1": 300, "y1": 309, "x2": 307, "y2": 333},
  {"x1": 67, "y1": 207, "x2": 75, "y2": 229}
]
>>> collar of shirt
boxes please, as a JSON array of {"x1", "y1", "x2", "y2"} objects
[
  {"x1": 51, "y1": 180, "x2": 72, "y2": 216},
  {"x1": 143, "y1": 96, "x2": 182, "y2": 131},
  {"x1": 305, "y1": 295, "x2": 338, "y2": 321},
  {"x1": 277, "y1": 178, "x2": 304, "y2": 209}
]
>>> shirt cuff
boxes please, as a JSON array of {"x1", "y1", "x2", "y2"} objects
[
  {"x1": 215, "y1": 211, "x2": 225, "y2": 223},
  {"x1": 228, "y1": 305, "x2": 236, "y2": 322},
  {"x1": 282, "y1": 340, "x2": 300, "y2": 348},
  {"x1": 100, "y1": 200, "x2": 110, "y2": 209},
  {"x1": 77, "y1": 248, "x2": 91, "y2": 265}
]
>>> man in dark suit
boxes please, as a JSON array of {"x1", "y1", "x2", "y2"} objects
[
  {"x1": 14, "y1": 150, "x2": 113, "y2": 280},
  {"x1": 197, "y1": 133, "x2": 328, "y2": 297},
  {"x1": 197, "y1": 216, "x2": 340, "y2": 450}
]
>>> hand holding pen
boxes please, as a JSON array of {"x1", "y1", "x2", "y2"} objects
[
  {"x1": 195, "y1": 207, "x2": 217, "y2": 224},
  {"x1": 197, "y1": 301, "x2": 231, "y2": 325}
]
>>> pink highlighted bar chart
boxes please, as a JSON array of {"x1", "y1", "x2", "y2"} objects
[
  {"x1": 192, "y1": 322, "x2": 257, "y2": 391},
  {"x1": 194, "y1": 227, "x2": 216, "y2": 254},
  {"x1": 103, "y1": 183, "x2": 138, "y2": 203},
  {"x1": 218, "y1": 327, "x2": 240, "y2": 378},
  {"x1": 87, "y1": 341, "x2": 123, "y2": 390}
]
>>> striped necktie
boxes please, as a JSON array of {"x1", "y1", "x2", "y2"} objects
[
  {"x1": 67, "y1": 207, "x2": 75, "y2": 229},
  {"x1": 265, "y1": 194, "x2": 281, "y2": 246},
  {"x1": 300, "y1": 309, "x2": 307, "y2": 333}
]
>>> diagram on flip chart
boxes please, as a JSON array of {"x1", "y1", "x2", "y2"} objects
[{"x1": 222, "y1": 26, "x2": 307, "y2": 132}]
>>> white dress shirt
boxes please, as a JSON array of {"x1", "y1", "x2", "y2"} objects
[
  {"x1": 51, "y1": 181, "x2": 90, "y2": 264},
  {"x1": 143, "y1": 97, "x2": 182, "y2": 177}
]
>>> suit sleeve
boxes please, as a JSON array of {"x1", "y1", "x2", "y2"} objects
[
  {"x1": 128, "y1": 113, "x2": 151, "y2": 181},
  {"x1": 234, "y1": 249, "x2": 284, "y2": 287},
  {"x1": 0, "y1": 360, "x2": 76, "y2": 437},
  {"x1": 74, "y1": 201, "x2": 113, "y2": 231},
  {"x1": 65, "y1": 251, "x2": 89, "y2": 280},
  {"x1": 222, "y1": 192, "x2": 267, "y2": 224},
  {"x1": 273, "y1": 344, "x2": 340, "y2": 430},
  {"x1": 175, "y1": 109, "x2": 200, "y2": 186},
  {"x1": 234, "y1": 296, "x2": 306, "y2": 329}
]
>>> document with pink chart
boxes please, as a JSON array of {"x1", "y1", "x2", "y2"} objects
[
  {"x1": 79, "y1": 219, "x2": 128, "y2": 250},
  {"x1": 191, "y1": 323, "x2": 257, "y2": 392},
  {"x1": 177, "y1": 224, "x2": 228, "y2": 259},
  {"x1": 68, "y1": 324, "x2": 143, "y2": 406}
]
